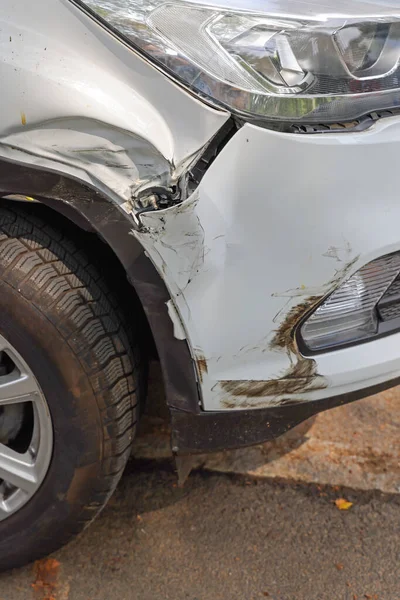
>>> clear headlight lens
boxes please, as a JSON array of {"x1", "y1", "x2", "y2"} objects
[
  {"x1": 78, "y1": 0, "x2": 400, "y2": 123},
  {"x1": 301, "y1": 253, "x2": 400, "y2": 352}
]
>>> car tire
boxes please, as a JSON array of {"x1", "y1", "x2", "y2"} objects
[{"x1": 0, "y1": 202, "x2": 142, "y2": 570}]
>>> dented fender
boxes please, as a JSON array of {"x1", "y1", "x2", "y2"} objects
[
  {"x1": 0, "y1": 0, "x2": 229, "y2": 212},
  {"x1": 0, "y1": 119, "x2": 174, "y2": 208}
]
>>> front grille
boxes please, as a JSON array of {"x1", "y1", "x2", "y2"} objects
[
  {"x1": 378, "y1": 275, "x2": 400, "y2": 322},
  {"x1": 255, "y1": 107, "x2": 400, "y2": 135},
  {"x1": 289, "y1": 108, "x2": 400, "y2": 134}
]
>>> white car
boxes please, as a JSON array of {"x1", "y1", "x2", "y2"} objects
[{"x1": 1, "y1": 0, "x2": 399, "y2": 569}]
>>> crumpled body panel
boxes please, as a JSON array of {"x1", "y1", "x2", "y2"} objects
[
  {"x1": 136, "y1": 120, "x2": 400, "y2": 410},
  {"x1": 3, "y1": 0, "x2": 400, "y2": 414},
  {"x1": 0, "y1": 0, "x2": 228, "y2": 205}
]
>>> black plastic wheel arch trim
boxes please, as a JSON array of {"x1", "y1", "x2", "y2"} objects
[{"x1": 0, "y1": 157, "x2": 200, "y2": 415}]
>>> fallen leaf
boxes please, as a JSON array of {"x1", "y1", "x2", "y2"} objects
[
  {"x1": 335, "y1": 498, "x2": 353, "y2": 510},
  {"x1": 335, "y1": 563, "x2": 344, "y2": 570},
  {"x1": 32, "y1": 558, "x2": 60, "y2": 600}
]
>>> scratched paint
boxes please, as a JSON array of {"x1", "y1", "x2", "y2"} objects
[
  {"x1": 132, "y1": 158, "x2": 366, "y2": 410},
  {"x1": 216, "y1": 256, "x2": 361, "y2": 409},
  {"x1": 218, "y1": 296, "x2": 326, "y2": 408},
  {"x1": 0, "y1": 118, "x2": 174, "y2": 206},
  {"x1": 166, "y1": 299, "x2": 186, "y2": 341},
  {"x1": 136, "y1": 191, "x2": 206, "y2": 290}
]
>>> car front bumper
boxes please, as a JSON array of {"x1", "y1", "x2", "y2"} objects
[
  {"x1": 136, "y1": 115, "x2": 400, "y2": 413},
  {"x1": 3, "y1": 0, "x2": 400, "y2": 455}
]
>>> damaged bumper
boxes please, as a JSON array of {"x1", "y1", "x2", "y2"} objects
[
  {"x1": 170, "y1": 374, "x2": 400, "y2": 454},
  {"x1": 136, "y1": 116, "x2": 400, "y2": 418},
  {"x1": 3, "y1": 0, "x2": 400, "y2": 455}
]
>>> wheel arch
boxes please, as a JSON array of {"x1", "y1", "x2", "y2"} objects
[{"x1": 0, "y1": 157, "x2": 200, "y2": 415}]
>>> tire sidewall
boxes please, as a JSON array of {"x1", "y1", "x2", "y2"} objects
[{"x1": 0, "y1": 279, "x2": 102, "y2": 569}]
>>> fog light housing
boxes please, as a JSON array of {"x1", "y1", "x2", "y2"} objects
[{"x1": 300, "y1": 253, "x2": 400, "y2": 352}]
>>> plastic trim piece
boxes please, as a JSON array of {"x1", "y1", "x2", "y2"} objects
[
  {"x1": 171, "y1": 374, "x2": 400, "y2": 454},
  {"x1": 249, "y1": 107, "x2": 400, "y2": 135}
]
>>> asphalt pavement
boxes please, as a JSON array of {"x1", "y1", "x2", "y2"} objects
[
  {"x1": 1, "y1": 462, "x2": 399, "y2": 600},
  {"x1": 1, "y1": 363, "x2": 399, "y2": 600}
]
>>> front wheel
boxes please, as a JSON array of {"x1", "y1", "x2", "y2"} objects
[{"x1": 0, "y1": 203, "x2": 143, "y2": 570}]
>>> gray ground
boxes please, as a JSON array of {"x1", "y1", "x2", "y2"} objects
[{"x1": 1, "y1": 460, "x2": 399, "y2": 600}]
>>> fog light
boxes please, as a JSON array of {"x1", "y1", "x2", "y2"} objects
[{"x1": 301, "y1": 253, "x2": 400, "y2": 352}]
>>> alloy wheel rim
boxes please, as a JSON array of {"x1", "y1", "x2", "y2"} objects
[{"x1": 0, "y1": 334, "x2": 53, "y2": 521}]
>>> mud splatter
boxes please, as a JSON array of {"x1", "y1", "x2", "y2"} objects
[
  {"x1": 219, "y1": 255, "x2": 363, "y2": 408},
  {"x1": 270, "y1": 295, "x2": 322, "y2": 355},
  {"x1": 221, "y1": 397, "x2": 306, "y2": 409},
  {"x1": 220, "y1": 295, "x2": 326, "y2": 408},
  {"x1": 220, "y1": 357, "x2": 325, "y2": 399}
]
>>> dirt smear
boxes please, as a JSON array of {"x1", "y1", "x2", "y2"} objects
[
  {"x1": 270, "y1": 295, "x2": 323, "y2": 354},
  {"x1": 220, "y1": 296, "x2": 326, "y2": 408},
  {"x1": 219, "y1": 256, "x2": 361, "y2": 408},
  {"x1": 195, "y1": 352, "x2": 208, "y2": 384},
  {"x1": 220, "y1": 355, "x2": 325, "y2": 400}
]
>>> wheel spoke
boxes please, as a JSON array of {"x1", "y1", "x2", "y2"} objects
[
  {"x1": 0, "y1": 501, "x2": 12, "y2": 521},
  {"x1": 0, "y1": 335, "x2": 11, "y2": 353},
  {"x1": 0, "y1": 335, "x2": 52, "y2": 520},
  {"x1": 0, "y1": 371, "x2": 38, "y2": 406},
  {"x1": 0, "y1": 444, "x2": 38, "y2": 493}
]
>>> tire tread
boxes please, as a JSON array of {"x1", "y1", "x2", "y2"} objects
[{"x1": 0, "y1": 203, "x2": 142, "y2": 557}]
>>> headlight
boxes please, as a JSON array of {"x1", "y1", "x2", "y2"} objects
[
  {"x1": 300, "y1": 253, "x2": 400, "y2": 352},
  {"x1": 76, "y1": 0, "x2": 400, "y2": 123}
]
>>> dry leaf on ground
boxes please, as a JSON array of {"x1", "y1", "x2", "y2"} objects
[{"x1": 335, "y1": 498, "x2": 353, "y2": 510}]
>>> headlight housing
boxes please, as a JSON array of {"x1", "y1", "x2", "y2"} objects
[{"x1": 75, "y1": 0, "x2": 400, "y2": 123}]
